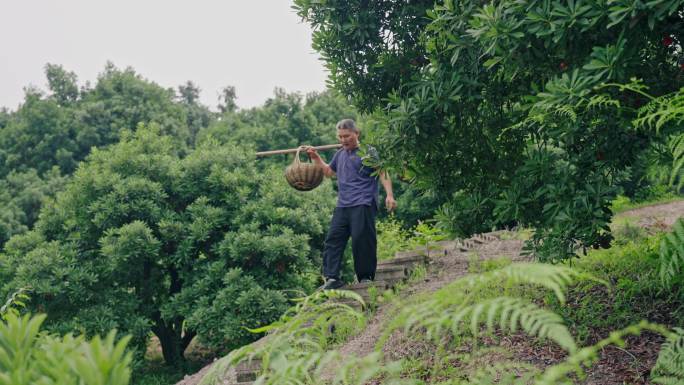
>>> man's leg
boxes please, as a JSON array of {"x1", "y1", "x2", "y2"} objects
[
  {"x1": 350, "y1": 205, "x2": 377, "y2": 281},
  {"x1": 323, "y1": 207, "x2": 350, "y2": 280}
]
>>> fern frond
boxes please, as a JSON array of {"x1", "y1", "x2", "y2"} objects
[
  {"x1": 199, "y1": 289, "x2": 367, "y2": 385},
  {"x1": 463, "y1": 262, "x2": 603, "y2": 304},
  {"x1": 633, "y1": 88, "x2": 684, "y2": 134},
  {"x1": 467, "y1": 360, "x2": 540, "y2": 385},
  {"x1": 585, "y1": 94, "x2": 621, "y2": 110},
  {"x1": 667, "y1": 133, "x2": 684, "y2": 191},
  {"x1": 419, "y1": 296, "x2": 577, "y2": 352},
  {"x1": 553, "y1": 105, "x2": 577, "y2": 121},
  {"x1": 380, "y1": 263, "x2": 596, "y2": 354},
  {"x1": 659, "y1": 218, "x2": 684, "y2": 290},
  {"x1": 651, "y1": 327, "x2": 684, "y2": 384},
  {"x1": 537, "y1": 321, "x2": 670, "y2": 385}
]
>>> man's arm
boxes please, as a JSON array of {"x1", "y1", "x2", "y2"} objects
[
  {"x1": 306, "y1": 147, "x2": 335, "y2": 177},
  {"x1": 380, "y1": 171, "x2": 397, "y2": 212}
]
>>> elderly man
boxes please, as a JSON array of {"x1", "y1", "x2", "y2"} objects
[{"x1": 307, "y1": 119, "x2": 396, "y2": 290}]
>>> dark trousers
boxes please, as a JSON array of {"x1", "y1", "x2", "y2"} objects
[{"x1": 323, "y1": 205, "x2": 377, "y2": 281}]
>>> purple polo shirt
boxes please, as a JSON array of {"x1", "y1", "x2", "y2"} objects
[{"x1": 329, "y1": 147, "x2": 379, "y2": 207}]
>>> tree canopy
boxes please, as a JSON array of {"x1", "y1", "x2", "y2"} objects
[
  {"x1": 0, "y1": 127, "x2": 335, "y2": 364},
  {"x1": 295, "y1": 0, "x2": 684, "y2": 261}
]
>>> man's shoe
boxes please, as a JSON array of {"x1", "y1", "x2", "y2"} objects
[
  {"x1": 358, "y1": 278, "x2": 373, "y2": 284},
  {"x1": 321, "y1": 278, "x2": 345, "y2": 290}
]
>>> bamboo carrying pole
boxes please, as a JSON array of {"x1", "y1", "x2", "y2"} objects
[{"x1": 255, "y1": 144, "x2": 342, "y2": 157}]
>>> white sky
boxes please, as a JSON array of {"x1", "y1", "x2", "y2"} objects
[{"x1": 0, "y1": 0, "x2": 329, "y2": 111}]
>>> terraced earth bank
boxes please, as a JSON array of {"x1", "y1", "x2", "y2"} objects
[{"x1": 177, "y1": 200, "x2": 684, "y2": 385}]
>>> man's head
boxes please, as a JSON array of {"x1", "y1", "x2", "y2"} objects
[{"x1": 336, "y1": 119, "x2": 360, "y2": 151}]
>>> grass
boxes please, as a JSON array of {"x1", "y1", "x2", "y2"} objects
[
  {"x1": 610, "y1": 193, "x2": 683, "y2": 214},
  {"x1": 132, "y1": 360, "x2": 207, "y2": 385},
  {"x1": 133, "y1": 335, "x2": 217, "y2": 385},
  {"x1": 544, "y1": 225, "x2": 684, "y2": 345},
  {"x1": 384, "y1": 214, "x2": 682, "y2": 382},
  {"x1": 610, "y1": 215, "x2": 649, "y2": 245},
  {"x1": 132, "y1": 365, "x2": 185, "y2": 385},
  {"x1": 468, "y1": 254, "x2": 512, "y2": 274}
]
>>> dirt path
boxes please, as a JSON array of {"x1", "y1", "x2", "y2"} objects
[
  {"x1": 176, "y1": 199, "x2": 684, "y2": 385},
  {"x1": 617, "y1": 199, "x2": 684, "y2": 230},
  {"x1": 335, "y1": 237, "x2": 528, "y2": 363}
]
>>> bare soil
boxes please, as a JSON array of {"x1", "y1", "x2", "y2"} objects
[{"x1": 617, "y1": 199, "x2": 684, "y2": 231}]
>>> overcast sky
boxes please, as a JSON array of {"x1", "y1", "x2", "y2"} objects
[{"x1": 0, "y1": 0, "x2": 329, "y2": 111}]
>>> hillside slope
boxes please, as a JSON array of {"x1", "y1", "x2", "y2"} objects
[{"x1": 177, "y1": 200, "x2": 684, "y2": 385}]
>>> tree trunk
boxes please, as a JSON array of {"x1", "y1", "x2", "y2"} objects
[
  {"x1": 153, "y1": 321, "x2": 185, "y2": 366},
  {"x1": 152, "y1": 266, "x2": 196, "y2": 366}
]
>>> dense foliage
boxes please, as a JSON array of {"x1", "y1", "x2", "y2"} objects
[
  {"x1": 0, "y1": 63, "x2": 356, "y2": 252},
  {"x1": 1, "y1": 4, "x2": 682, "y2": 382},
  {"x1": 0, "y1": 168, "x2": 66, "y2": 247},
  {"x1": 295, "y1": 0, "x2": 684, "y2": 261},
  {"x1": 0, "y1": 62, "x2": 362, "y2": 369},
  {"x1": 0, "y1": 127, "x2": 335, "y2": 364},
  {"x1": 0, "y1": 311, "x2": 132, "y2": 385},
  {"x1": 0, "y1": 64, "x2": 197, "y2": 250}
]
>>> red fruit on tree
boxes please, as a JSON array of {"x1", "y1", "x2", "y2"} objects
[
  {"x1": 559, "y1": 61, "x2": 568, "y2": 71},
  {"x1": 662, "y1": 36, "x2": 674, "y2": 46}
]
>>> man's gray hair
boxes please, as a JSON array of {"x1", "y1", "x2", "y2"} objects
[{"x1": 336, "y1": 118, "x2": 360, "y2": 134}]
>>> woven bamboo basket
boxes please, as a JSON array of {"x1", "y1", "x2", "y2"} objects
[{"x1": 284, "y1": 146, "x2": 324, "y2": 191}]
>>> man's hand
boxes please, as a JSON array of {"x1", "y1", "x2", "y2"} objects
[
  {"x1": 385, "y1": 195, "x2": 397, "y2": 212},
  {"x1": 306, "y1": 146, "x2": 322, "y2": 163},
  {"x1": 306, "y1": 146, "x2": 335, "y2": 177}
]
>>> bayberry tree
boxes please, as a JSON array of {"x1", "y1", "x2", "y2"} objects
[{"x1": 295, "y1": 0, "x2": 684, "y2": 261}]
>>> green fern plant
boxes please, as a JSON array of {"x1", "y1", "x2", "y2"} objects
[
  {"x1": 200, "y1": 289, "x2": 372, "y2": 385},
  {"x1": 633, "y1": 87, "x2": 684, "y2": 135},
  {"x1": 537, "y1": 321, "x2": 671, "y2": 385},
  {"x1": 651, "y1": 327, "x2": 684, "y2": 385},
  {"x1": 659, "y1": 218, "x2": 684, "y2": 291},
  {"x1": 381, "y1": 263, "x2": 597, "y2": 355},
  {"x1": 466, "y1": 360, "x2": 539, "y2": 385},
  {"x1": 665, "y1": 133, "x2": 684, "y2": 192},
  {"x1": 197, "y1": 261, "x2": 679, "y2": 385}
]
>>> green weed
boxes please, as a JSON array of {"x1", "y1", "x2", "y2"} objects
[
  {"x1": 610, "y1": 215, "x2": 647, "y2": 244},
  {"x1": 546, "y1": 237, "x2": 683, "y2": 345},
  {"x1": 498, "y1": 229, "x2": 533, "y2": 241},
  {"x1": 610, "y1": 194, "x2": 683, "y2": 214},
  {"x1": 468, "y1": 256, "x2": 512, "y2": 274}
]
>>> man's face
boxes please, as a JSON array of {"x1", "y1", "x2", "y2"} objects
[{"x1": 337, "y1": 128, "x2": 359, "y2": 150}]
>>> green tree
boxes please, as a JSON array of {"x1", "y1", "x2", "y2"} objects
[
  {"x1": 0, "y1": 167, "x2": 66, "y2": 248},
  {"x1": 78, "y1": 63, "x2": 191, "y2": 148},
  {"x1": 0, "y1": 63, "x2": 198, "y2": 178},
  {"x1": 296, "y1": 0, "x2": 684, "y2": 261},
  {"x1": 177, "y1": 81, "x2": 214, "y2": 144},
  {"x1": 0, "y1": 88, "x2": 79, "y2": 176},
  {"x1": 294, "y1": 0, "x2": 435, "y2": 112},
  {"x1": 0, "y1": 108, "x2": 9, "y2": 130},
  {"x1": 198, "y1": 88, "x2": 356, "y2": 159},
  {"x1": 0, "y1": 64, "x2": 207, "y2": 256},
  {"x1": 217, "y1": 85, "x2": 238, "y2": 114},
  {"x1": 45, "y1": 63, "x2": 79, "y2": 106},
  {"x1": 0, "y1": 126, "x2": 335, "y2": 365}
]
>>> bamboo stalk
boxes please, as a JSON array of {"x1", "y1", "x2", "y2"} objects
[{"x1": 255, "y1": 144, "x2": 342, "y2": 157}]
